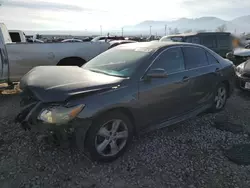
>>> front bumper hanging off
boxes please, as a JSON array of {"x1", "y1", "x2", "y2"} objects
[{"x1": 15, "y1": 100, "x2": 92, "y2": 147}]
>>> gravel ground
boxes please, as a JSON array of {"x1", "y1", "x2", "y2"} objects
[{"x1": 0, "y1": 90, "x2": 250, "y2": 188}]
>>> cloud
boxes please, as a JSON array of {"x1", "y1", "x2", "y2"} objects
[
  {"x1": 181, "y1": 0, "x2": 250, "y2": 19},
  {"x1": 0, "y1": 0, "x2": 105, "y2": 12}
]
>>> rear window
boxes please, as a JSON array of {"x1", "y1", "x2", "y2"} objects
[
  {"x1": 9, "y1": 32, "x2": 21, "y2": 42},
  {"x1": 185, "y1": 37, "x2": 200, "y2": 44},
  {"x1": 201, "y1": 35, "x2": 217, "y2": 48},
  {"x1": 217, "y1": 35, "x2": 230, "y2": 48}
]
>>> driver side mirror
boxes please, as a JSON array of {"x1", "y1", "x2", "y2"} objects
[{"x1": 146, "y1": 68, "x2": 168, "y2": 78}]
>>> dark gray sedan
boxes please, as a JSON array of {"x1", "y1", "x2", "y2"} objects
[{"x1": 16, "y1": 42, "x2": 235, "y2": 162}]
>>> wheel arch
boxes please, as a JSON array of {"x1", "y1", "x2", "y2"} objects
[
  {"x1": 57, "y1": 56, "x2": 86, "y2": 66},
  {"x1": 221, "y1": 80, "x2": 230, "y2": 98}
]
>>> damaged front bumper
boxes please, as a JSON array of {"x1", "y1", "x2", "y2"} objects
[{"x1": 15, "y1": 100, "x2": 92, "y2": 145}]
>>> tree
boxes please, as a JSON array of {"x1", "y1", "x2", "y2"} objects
[
  {"x1": 170, "y1": 28, "x2": 179, "y2": 34},
  {"x1": 216, "y1": 24, "x2": 227, "y2": 32}
]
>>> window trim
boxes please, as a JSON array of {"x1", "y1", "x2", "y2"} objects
[
  {"x1": 206, "y1": 51, "x2": 219, "y2": 64},
  {"x1": 140, "y1": 46, "x2": 185, "y2": 80},
  {"x1": 182, "y1": 46, "x2": 211, "y2": 70}
]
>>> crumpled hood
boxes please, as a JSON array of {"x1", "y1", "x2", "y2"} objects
[
  {"x1": 20, "y1": 66, "x2": 124, "y2": 102},
  {"x1": 242, "y1": 60, "x2": 250, "y2": 73},
  {"x1": 234, "y1": 48, "x2": 250, "y2": 57}
]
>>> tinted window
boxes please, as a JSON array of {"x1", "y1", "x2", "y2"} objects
[
  {"x1": 150, "y1": 47, "x2": 185, "y2": 74},
  {"x1": 201, "y1": 35, "x2": 217, "y2": 48},
  {"x1": 206, "y1": 52, "x2": 219, "y2": 64},
  {"x1": 183, "y1": 47, "x2": 209, "y2": 69},
  {"x1": 9, "y1": 32, "x2": 21, "y2": 42},
  {"x1": 217, "y1": 35, "x2": 230, "y2": 48},
  {"x1": 186, "y1": 37, "x2": 200, "y2": 44}
]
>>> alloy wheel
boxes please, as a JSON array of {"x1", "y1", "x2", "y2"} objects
[
  {"x1": 215, "y1": 86, "x2": 227, "y2": 109},
  {"x1": 95, "y1": 119, "x2": 128, "y2": 157}
]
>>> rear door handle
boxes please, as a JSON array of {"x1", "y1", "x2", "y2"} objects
[{"x1": 182, "y1": 76, "x2": 189, "y2": 82}]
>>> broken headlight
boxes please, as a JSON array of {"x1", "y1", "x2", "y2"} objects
[{"x1": 38, "y1": 104, "x2": 84, "y2": 124}]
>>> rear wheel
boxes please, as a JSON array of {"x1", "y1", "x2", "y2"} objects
[
  {"x1": 210, "y1": 83, "x2": 228, "y2": 112},
  {"x1": 85, "y1": 111, "x2": 133, "y2": 162}
]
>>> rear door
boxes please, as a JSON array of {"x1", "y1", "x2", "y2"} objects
[{"x1": 182, "y1": 46, "x2": 221, "y2": 109}]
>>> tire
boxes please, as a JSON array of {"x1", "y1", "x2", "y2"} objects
[
  {"x1": 210, "y1": 83, "x2": 228, "y2": 112},
  {"x1": 84, "y1": 111, "x2": 133, "y2": 162}
]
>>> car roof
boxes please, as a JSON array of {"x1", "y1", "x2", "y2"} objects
[{"x1": 115, "y1": 41, "x2": 206, "y2": 51}]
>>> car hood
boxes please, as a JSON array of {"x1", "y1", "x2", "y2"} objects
[
  {"x1": 242, "y1": 60, "x2": 250, "y2": 72},
  {"x1": 234, "y1": 48, "x2": 250, "y2": 57},
  {"x1": 20, "y1": 66, "x2": 124, "y2": 102}
]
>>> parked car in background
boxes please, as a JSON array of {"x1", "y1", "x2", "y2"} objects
[
  {"x1": 0, "y1": 23, "x2": 110, "y2": 85},
  {"x1": 108, "y1": 40, "x2": 137, "y2": 48},
  {"x1": 26, "y1": 38, "x2": 44, "y2": 43},
  {"x1": 16, "y1": 42, "x2": 235, "y2": 162},
  {"x1": 61, "y1": 38, "x2": 83, "y2": 43},
  {"x1": 235, "y1": 59, "x2": 250, "y2": 91},
  {"x1": 91, "y1": 36, "x2": 125, "y2": 42},
  {"x1": 160, "y1": 32, "x2": 234, "y2": 58},
  {"x1": 226, "y1": 47, "x2": 250, "y2": 66}
]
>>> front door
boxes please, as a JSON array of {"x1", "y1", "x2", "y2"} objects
[{"x1": 138, "y1": 47, "x2": 191, "y2": 127}]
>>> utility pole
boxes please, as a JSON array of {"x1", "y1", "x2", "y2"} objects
[
  {"x1": 149, "y1": 25, "x2": 152, "y2": 36},
  {"x1": 121, "y1": 27, "x2": 124, "y2": 36},
  {"x1": 164, "y1": 24, "x2": 167, "y2": 36},
  {"x1": 100, "y1": 25, "x2": 102, "y2": 35}
]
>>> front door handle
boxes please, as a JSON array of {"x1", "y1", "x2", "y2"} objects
[
  {"x1": 214, "y1": 68, "x2": 220, "y2": 75},
  {"x1": 182, "y1": 76, "x2": 189, "y2": 82}
]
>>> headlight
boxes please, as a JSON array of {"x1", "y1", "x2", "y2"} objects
[
  {"x1": 236, "y1": 63, "x2": 245, "y2": 74},
  {"x1": 38, "y1": 104, "x2": 84, "y2": 124}
]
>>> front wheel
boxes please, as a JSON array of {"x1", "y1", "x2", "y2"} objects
[
  {"x1": 84, "y1": 111, "x2": 133, "y2": 162},
  {"x1": 210, "y1": 83, "x2": 228, "y2": 112}
]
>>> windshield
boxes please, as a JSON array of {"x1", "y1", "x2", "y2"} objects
[
  {"x1": 82, "y1": 48, "x2": 151, "y2": 77},
  {"x1": 160, "y1": 36, "x2": 184, "y2": 42}
]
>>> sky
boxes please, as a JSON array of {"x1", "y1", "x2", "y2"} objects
[{"x1": 0, "y1": 0, "x2": 250, "y2": 31}]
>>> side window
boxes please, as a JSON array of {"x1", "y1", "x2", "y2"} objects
[
  {"x1": 201, "y1": 35, "x2": 217, "y2": 48},
  {"x1": 186, "y1": 37, "x2": 200, "y2": 44},
  {"x1": 151, "y1": 47, "x2": 185, "y2": 74},
  {"x1": 217, "y1": 35, "x2": 230, "y2": 48},
  {"x1": 206, "y1": 52, "x2": 219, "y2": 64},
  {"x1": 183, "y1": 47, "x2": 209, "y2": 69}
]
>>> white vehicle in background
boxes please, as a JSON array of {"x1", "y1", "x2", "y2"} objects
[
  {"x1": 61, "y1": 39, "x2": 83, "y2": 43},
  {"x1": 0, "y1": 23, "x2": 110, "y2": 86}
]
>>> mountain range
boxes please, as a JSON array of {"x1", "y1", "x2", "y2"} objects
[{"x1": 123, "y1": 15, "x2": 250, "y2": 36}]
